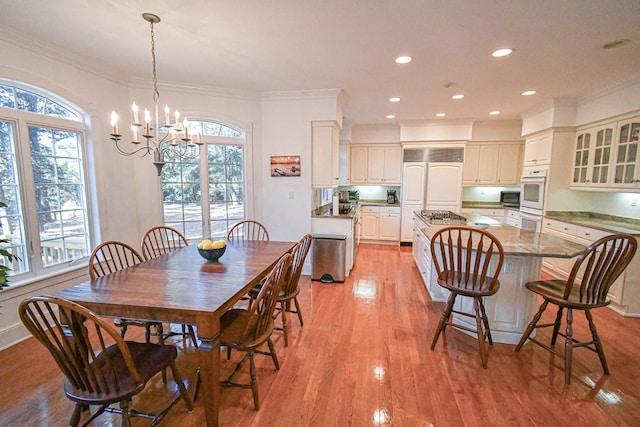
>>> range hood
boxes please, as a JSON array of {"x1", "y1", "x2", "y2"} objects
[{"x1": 403, "y1": 147, "x2": 464, "y2": 162}]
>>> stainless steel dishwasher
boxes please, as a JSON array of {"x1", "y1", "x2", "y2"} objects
[{"x1": 311, "y1": 234, "x2": 346, "y2": 283}]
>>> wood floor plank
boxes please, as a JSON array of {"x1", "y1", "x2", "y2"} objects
[{"x1": 2, "y1": 243, "x2": 640, "y2": 426}]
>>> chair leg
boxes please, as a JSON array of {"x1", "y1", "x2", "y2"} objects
[
  {"x1": 551, "y1": 306, "x2": 564, "y2": 346},
  {"x1": 145, "y1": 325, "x2": 151, "y2": 343},
  {"x1": 280, "y1": 301, "x2": 289, "y2": 347},
  {"x1": 120, "y1": 399, "x2": 132, "y2": 427},
  {"x1": 293, "y1": 297, "x2": 304, "y2": 326},
  {"x1": 431, "y1": 292, "x2": 457, "y2": 350},
  {"x1": 120, "y1": 324, "x2": 128, "y2": 338},
  {"x1": 585, "y1": 309, "x2": 609, "y2": 375},
  {"x1": 267, "y1": 338, "x2": 280, "y2": 370},
  {"x1": 70, "y1": 403, "x2": 84, "y2": 427},
  {"x1": 478, "y1": 297, "x2": 493, "y2": 345},
  {"x1": 564, "y1": 308, "x2": 574, "y2": 384},
  {"x1": 515, "y1": 300, "x2": 549, "y2": 352},
  {"x1": 168, "y1": 360, "x2": 194, "y2": 411},
  {"x1": 187, "y1": 325, "x2": 198, "y2": 347},
  {"x1": 474, "y1": 297, "x2": 488, "y2": 369},
  {"x1": 248, "y1": 351, "x2": 260, "y2": 411}
]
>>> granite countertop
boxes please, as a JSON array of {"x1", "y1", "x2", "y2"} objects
[
  {"x1": 311, "y1": 203, "x2": 358, "y2": 219},
  {"x1": 461, "y1": 201, "x2": 505, "y2": 209},
  {"x1": 415, "y1": 212, "x2": 586, "y2": 258},
  {"x1": 358, "y1": 199, "x2": 401, "y2": 207},
  {"x1": 545, "y1": 211, "x2": 640, "y2": 235}
]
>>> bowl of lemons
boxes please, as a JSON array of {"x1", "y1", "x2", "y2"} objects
[{"x1": 197, "y1": 239, "x2": 227, "y2": 262}]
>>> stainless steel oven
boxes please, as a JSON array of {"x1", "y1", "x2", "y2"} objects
[{"x1": 520, "y1": 166, "x2": 547, "y2": 212}]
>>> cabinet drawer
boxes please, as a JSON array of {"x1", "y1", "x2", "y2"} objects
[
  {"x1": 361, "y1": 205, "x2": 380, "y2": 213},
  {"x1": 380, "y1": 206, "x2": 400, "y2": 215},
  {"x1": 506, "y1": 209, "x2": 519, "y2": 219},
  {"x1": 543, "y1": 218, "x2": 577, "y2": 235},
  {"x1": 575, "y1": 225, "x2": 611, "y2": 243}
]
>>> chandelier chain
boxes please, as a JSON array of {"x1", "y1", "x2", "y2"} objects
[{"x1": 150, "y1": 19, "x2": 159, "y2": 103}]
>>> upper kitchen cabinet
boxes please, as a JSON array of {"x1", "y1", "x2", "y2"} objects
[
  {"x1": 612, "y1": 118, "x2": 640, "y2": 189},
  {"x1": 312, "y1": 120, "x2": 340, "y2": 188},
  {"x1": 463, "y1": 142, "x2": 522, "y2": 186},
  {"x1": 349, "y1": 144, "x2": 402, "y2": 184},
  {"x1": 425, "y1": 162, "x2": 463, "y2": 211},
  {"x1": 524, "y1": 132, "x2": 552, "y2": 166},
  {"x1": 571, "y1": 124, "x2": 614, "y2": 189}
]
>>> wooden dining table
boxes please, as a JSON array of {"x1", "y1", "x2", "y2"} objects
[{"x1": 54, "y1": 239, "x2": 296, "y2": 427}]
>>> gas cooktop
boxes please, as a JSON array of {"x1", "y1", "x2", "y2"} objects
[{"x1": 420, "y1": 210, "x2": 468, "y2": 224}]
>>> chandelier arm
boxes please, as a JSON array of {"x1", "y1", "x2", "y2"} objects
[{"x1": 112, "y1": 139, "x2": 158, "y2": 158}]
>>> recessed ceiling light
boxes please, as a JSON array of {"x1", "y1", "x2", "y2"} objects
[
  {"x1": 452, "y1": 94, "x2": 464, "y2": 100},
  {"x1": 489, "y1": 111, "x2": 501, "y2": 115},
  {"x1": 436, "y1": 113, "x2": 446, "y2": 117},
  {"x1": 395, "y1": 55, "x2": 413, "y2": 64},
  {"x1": 521, "y1": 90, "x2": 537, "y2": 96},
  {"x1": 386, "y1": 114, "x2": 396, "y2": 119},
  {"x1": 389, "y1": 97, "x2": 400, "y2": 102},
  {"x1": 602, "y1": 39, "x2": 630, "y2": 49},
  {"x1": 492, "y1": 48, "x2": 513, "y2": 57}
]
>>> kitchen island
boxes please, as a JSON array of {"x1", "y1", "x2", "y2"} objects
[{"x1": 413, "y1": 211, "x2": 586, "y2": 344}]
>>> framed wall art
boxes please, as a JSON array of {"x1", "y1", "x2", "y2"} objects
[{"x1": 270, "y1": 155, "x2": 301, "y2": 177}]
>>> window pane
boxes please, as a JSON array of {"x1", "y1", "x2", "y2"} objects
[
  {"x1": 16, "y1": 88, "x2": 46, "y2": 113},
  {"x1": 29, "y1": 126, "x2": 89, "y2": 267},
  {"x1": 0, "y1": 121, "x2": 28, "y2": 275},
  {"x1": 0, "y1": 85, "x2": 15, "y2": 109},
  {"x1": 45, "y1": 100, "x2": 79, "y2": 120}
]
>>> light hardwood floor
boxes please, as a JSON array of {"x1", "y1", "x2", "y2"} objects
[{"x1": 2, "y1": 243, "x2": 640, "y2": 426}]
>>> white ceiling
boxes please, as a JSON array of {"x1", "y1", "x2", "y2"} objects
[{"x1": 1, "y1": 0, "x2": 639, "y2": 126}]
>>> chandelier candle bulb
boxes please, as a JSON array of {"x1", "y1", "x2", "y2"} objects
[
  {"x1": 131, "y1": 125, "x2": 139, "y2": 143},
  {"x1": 110, "y1": 111, "x2": 118, "y2": 135},
  {"x1": 164, "y1": 104, "x2": 170, "y2": 126},
  {"x1": 132, "y1": 102, "x2": 139, "y2": 124},
  {"x1": 144, "y1": 109, "x2": 151, "y2": 136}
]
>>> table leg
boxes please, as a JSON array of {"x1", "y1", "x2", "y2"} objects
[{"x1": 197, "y1": 319, "x2": 221, "y2": 427}]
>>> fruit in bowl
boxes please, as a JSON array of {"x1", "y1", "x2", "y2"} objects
[{"x1": 197, "y1": 239, "x2": 227, "y2": 261}]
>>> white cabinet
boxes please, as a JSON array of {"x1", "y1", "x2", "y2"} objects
[
  {"x1": 571, "y1": 125, "x2": 615, "y2": 188},
  {"x1": 612, "y1": 118, "x2": 640, "y2": 189},
  {"x1": 359, "y1": 205, "x2": 400, "y2": 242},
  {"x1": 400, "y1": 162, "x2": 427, "y2": 242},
  {"x1": 504, "y1": 208, "x2": 520, "y2": 227},
  {"x1": 425, "y1": 163, "x2": 463, "y2": 212},
  {"x1": 349, "y1": 144, "x2": 402, "y2": 184},
  {"x1": 312, "y1": 120, "x2": 340, "y2": 188},
  {"x1": 463, "y1": 143, "x2": 522, "y2": 186},
  {"x1": 524, "y1": 132, "x2": 552, "y2": 166}
]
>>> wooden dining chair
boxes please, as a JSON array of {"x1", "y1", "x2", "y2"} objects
[
  {"x1": 429, "y1": 226, "x2": 504, "y2": 369},
  {"x1": 515, "y1": 233, "x2": 637, "y2": 384},
  {"x1": 248, "y1": 234, "x2": 312, "y2": 346},
  {"x1": 141, "y1": 225, "x2": 188, "y2": 260},
  {"x1": 19, "y1": 295, "x2": 193, "y2": 427},
  {"x1": 89, "y1": 241, "x2": 164, "y2": 345},
  {"x1": 141, "y1": 226, "x2": 197, "y2": 347},
  {"x1": 219, "y1": 252, "x2": 292, "y2": 410},
  {"x1": 227, "y1": 220, "x2": 270, "y2": 242}
]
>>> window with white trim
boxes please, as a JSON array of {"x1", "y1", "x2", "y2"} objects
[
  {"x1": 0, "y1": 81, "x2": 91, "y2": 282},
  {"x1": 161, "y1": 119, "x2": 245, "y2": 240}
]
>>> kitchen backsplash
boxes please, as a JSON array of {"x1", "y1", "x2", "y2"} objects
[
  {"x1": 462, "y1": 186, "x2": 520, "y2": 202},
  {"x1": 337, "y1": 185, "x2": 400, "y2": 201}
]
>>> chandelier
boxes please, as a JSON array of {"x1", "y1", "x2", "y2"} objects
[{"x1": 109, "y1": 13, "x2": 203, "y2": 176}]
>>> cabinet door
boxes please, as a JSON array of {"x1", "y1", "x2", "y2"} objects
[
  {"x1": 496, "y1": 144, "x2": 522, "y2": 185},
  {"x1": 366, "y1": 146, "x2": 386, "y2": 183},
  {"x1": 426, "y1": 163, "x2": 463, "y2": 210},
  {"x1": 477, "y1": 146, "x2": 500, "y2": 184},
  {"x1": 379, "y1": 213, "x2": 400, "y2": 240},
  {"x1": 383, "y1": 146, "x2": 402, "y2": 183},
  {"x1": 361, "y1": 213, "x2": 379, "y2": 239},
  {"x1": 350, "y1": 146, "x2": 368, "y2": 183},
  {"x1": 401, "y1": 203, "x2": 421, "y2": 242},
  {"x1": 613, "y1": 120, "x2": 640, "y2": 188},
  {"x1": 572, "y1": 131, "x2": 592, "y2": 185},
  {"x1": 525, "y1": 133, "x2": 552, "y2": 166},
  {"x1": 312, "y1": 121, "x2": 339, "y2": 187},
  {"x1": 462, "y1": 145, "x2": 481, "y2": 185},
  {"x1": 590, "y1": 126, "x2": 614, "y2": 185},
  {"x1": 401, "y1": 162, "x2": 426, "y2": 204}
]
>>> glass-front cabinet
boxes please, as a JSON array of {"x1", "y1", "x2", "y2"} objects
[
  {"x1": 613, "y1": 119, "x2": 640, "y2": 188},
  {"x1": 571, "y1": 125, "x2": 613, "y2": 188}
]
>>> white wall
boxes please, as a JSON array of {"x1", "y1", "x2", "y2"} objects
[{"x1": 260, "y1": 90, "x2": 341, "y2": 242}]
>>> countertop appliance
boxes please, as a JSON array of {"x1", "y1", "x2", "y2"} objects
[
  {"x1": 387, "y1": 190, "x2": 397, "y2": 204},
  {"x1": 500, "y1": 191, "x2": 520, "y2": 208},
  {"x1": 419, "y1": 210, "x2": 467, "y2": 225},
  {"x1": 338, "y1": 191, "x2": 349, "y2": 203}
]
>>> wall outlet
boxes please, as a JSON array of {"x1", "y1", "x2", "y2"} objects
[
  {"x1": 504, "y1": 261, "x2": 514, "y2": 274},
  {"x1": 289, "y1": 191, "x2": 295, "y2": 199},
  {"x1": 631, "y1": 199, "x2": 638, "y2": 208}
]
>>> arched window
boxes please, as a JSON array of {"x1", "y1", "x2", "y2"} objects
[
  {"x1": 0, "y1": 80, "x2": 91, "y2": 283},
  {"x1": 161, "y1": 118, "x2": 245, "y2": 239}
]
